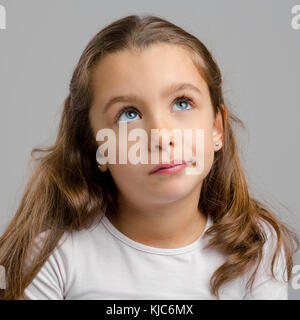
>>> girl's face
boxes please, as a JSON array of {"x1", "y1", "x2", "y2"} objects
[{"x1": 89, "y1": 43, "x2": 223, "y2": 207}]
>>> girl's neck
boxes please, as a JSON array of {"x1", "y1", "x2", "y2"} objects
[{"x1": 106, "y1": 186, "x2": 207, "y2": 249}]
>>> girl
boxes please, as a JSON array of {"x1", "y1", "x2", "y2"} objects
[{"x1": 0, "y1": 14, "x2": 299, "y2": 300}]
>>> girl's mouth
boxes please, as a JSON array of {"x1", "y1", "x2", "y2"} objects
[{"x1": 149, "y1": 161, "x2": 188, "y2": 175}]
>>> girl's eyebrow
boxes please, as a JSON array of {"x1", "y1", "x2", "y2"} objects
[{"x1": 101, "y1": 82, "x2": 202, "y2": 114}]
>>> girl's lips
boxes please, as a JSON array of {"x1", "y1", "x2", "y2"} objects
[{"x1": 149, "y1": 163, "x2": 188, "y2": 175}]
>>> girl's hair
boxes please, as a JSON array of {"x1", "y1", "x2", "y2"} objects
[{"x1": 0, "y1": 14, "x2": 299, "y2": 300}]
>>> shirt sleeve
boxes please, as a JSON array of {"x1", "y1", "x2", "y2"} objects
[
  {"x1": 24, "y1": 231, "x2": 73, "y2": 300},
  {"x1": 243, "y1": 221, "x2": 289, "y2": 300}
]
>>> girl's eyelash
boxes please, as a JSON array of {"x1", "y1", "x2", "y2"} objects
[
  {"x1": 113, "y1": 106, "x2": 140, "y2": 124},
  {"x1": 174, "y1": 94, "x2": 195, "y2": 106},
  {"x1": 113, "y1": 94, "x2": 196, "y2": 123}
]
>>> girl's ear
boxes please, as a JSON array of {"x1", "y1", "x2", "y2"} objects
[
  {"x1": 98, "y1": 164, "x2": 109, "y2": 172},
  {"x1": 96, "y1": 149, "x2": 109, "y2": 172},
  {"x1": 212, "y1": 106, "x2": 225, "y2": 151}
]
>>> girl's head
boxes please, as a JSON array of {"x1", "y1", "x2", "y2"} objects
[
  {"x1": 89, "y1": 42, "x2": 224, "y2": 207},
  {"x1": 0, "y1": 14, "x2": 298, "y2": 300},
  {"x1": 69, "y1": 14, "x2": 232, "y2": 214}
]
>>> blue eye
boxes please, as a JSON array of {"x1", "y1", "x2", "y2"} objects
[
  {"x1": 117, "y1": 107, "x2": 141, "y2": 123},
  {"x1": 173, "y1": 96, "x2": 193, "y2": 111}
]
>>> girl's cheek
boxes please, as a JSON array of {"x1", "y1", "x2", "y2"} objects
[{"x1": 192, "y1": 131, "x2": 215, "y2": 166}]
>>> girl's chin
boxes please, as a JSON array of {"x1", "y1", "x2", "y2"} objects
[{"x1": 148, "y1": 184, "x2": 196, "y2": 203}]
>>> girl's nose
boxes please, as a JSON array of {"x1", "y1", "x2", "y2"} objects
[
  {"x1": 149, "y1": 129, "x2": 175, "y2": 152},
  {"x1": 146, "y1": 115, "x2": 175, "y2": 152}
]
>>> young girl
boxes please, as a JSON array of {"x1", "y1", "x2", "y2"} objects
[{"x1": 0, "y1": 14, "x2": 299, "y2": 300}]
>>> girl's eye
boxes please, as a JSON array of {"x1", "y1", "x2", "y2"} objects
[
  {"x1": 115, "y1": 107, "x2": 141, "y2": 123},
  {"x1": 172, "y1": 95, "x2": 194, "y2": 112}
]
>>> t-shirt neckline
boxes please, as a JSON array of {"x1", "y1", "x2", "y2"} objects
[{"x1": 100, "y1": 213, "x2": 213, "y2": 255}]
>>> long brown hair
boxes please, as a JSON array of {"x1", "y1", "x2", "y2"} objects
[{"x1": 0, "y1": 14, "x2": 299, "y2": 300}]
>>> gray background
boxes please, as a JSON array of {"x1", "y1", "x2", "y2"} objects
[{"x1": 0, "y1": 0, "x2": 299, "y2": 299}]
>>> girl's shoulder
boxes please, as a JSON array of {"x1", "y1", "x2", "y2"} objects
[
  {"x1": 24, "y1": 219, "x2": 106, "y2": 299},
  {"x1": 26, "y1": 219, "x2": 99, "y2": 267}
]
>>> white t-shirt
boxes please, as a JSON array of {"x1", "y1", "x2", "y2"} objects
[{"x1": 24, "y1": 213, "x2": 288, "y2": 300}]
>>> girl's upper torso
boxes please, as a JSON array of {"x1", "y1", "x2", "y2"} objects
[{"x1": 24, "y1": 213, "x2": 288, "y2": 300}]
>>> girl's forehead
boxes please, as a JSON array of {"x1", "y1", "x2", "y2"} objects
[{"x1": 91, "y1": 44, "x2": 208, "y2": 98}]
